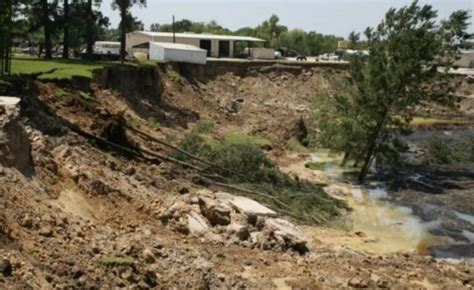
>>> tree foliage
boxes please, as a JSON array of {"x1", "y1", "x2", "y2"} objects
[{"x1": 313, "y1": 1, "x2": 473, "y2": 181}]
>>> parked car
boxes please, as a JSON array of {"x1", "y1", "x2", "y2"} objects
[
  {"x1": 276, "y1": 48, "x2": 298, "y2": 58},
  {"x1": 320, "y1": 53, "x2": 340, "y2": 61}
]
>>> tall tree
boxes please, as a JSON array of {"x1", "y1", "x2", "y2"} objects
[
  {"x1": 40, "y1": 0, "x2": 52, "y2": 59},
  {"x1": 85, "y1": 0, "x2": 94, "y2": 58},
  {"x1": 62, "y1": 0, "x2": 69, "y2": 58},
  {"x1": 0, "y1": 0, "x2": 13, "y2": 74},
  {"x1": 312, "y1": 1, "x2": 472, "y2": 182},
  {"x1": 112, "y1": 0, "x2": 146, "y2": 62}
]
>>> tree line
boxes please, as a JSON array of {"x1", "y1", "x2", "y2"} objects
[
  {"x1": 2, "y1": 1, "x2": 348, "y2": 62},
  {"x1": 3, "y1": 0, "x2": 146, "y2": 61}
]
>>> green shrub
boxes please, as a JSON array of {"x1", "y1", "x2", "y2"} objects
[
  {"x1": 224, "y1": 132, "x2": 273, "y2": 149},
  {"x1": 148, "y1": 117, "x2": 159, "y2": 129},
  {"x1": 286, "y1": 137, "x2": 310, "y2": 153},
  {"x1": 422, "y1": 137, "x2": 474, "y2": 165},
  {"x1": 305, "y1": 161, "x2": 326, "y2": 171},
  {"x1": 55, "y1": 88, "x2": 69, "y2": 100},
  {"x1": 100, "y1": 256, "x2": 134, "y2": 267},
  {"x1": 175, "y1": 131, "x2": 348, "y2": 223},
  {"x1": 79, "y1": 91, "x2": 94, "y2": 101},
  {"x1": 194, "y1": 119, "x2": 216, "y2": 134},
  {"x1": 127, "y1": 116, "x2": 141, "y2": 129}
]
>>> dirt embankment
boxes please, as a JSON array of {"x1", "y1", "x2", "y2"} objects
[{"x1": 0, "y1": 63, "x2": 473, "y2": 288}]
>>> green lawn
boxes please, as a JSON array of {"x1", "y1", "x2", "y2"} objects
[{"x1": 11, "y1": 56, "x2": 114, "y2": 80}]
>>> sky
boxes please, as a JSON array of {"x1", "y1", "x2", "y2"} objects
[{"x1": 100, "y1": 0, "x2": 474, "y2": 37}]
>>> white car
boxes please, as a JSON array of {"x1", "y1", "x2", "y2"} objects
[{"x1": 320, "y1": 53, "x2": 340, "y2": 61}]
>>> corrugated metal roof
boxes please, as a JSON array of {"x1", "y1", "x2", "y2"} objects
[
  {"x1": 150, "y1": 42, "x2": 207, "y2": 52},
  {"x1": 134, "y1": 31, "x2": 265, "y2": 42}
]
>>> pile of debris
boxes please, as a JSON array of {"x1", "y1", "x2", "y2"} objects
[{"x1": 156, "y1": 190, "x2": 309, "y2": 255}]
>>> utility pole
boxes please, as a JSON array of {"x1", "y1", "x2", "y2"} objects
[{"x1": 172, "y1": 15, "x2": 176, "y2": 43}]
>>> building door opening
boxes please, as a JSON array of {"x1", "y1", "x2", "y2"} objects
[
  {"x1": 200, "y1": 40, "x2": 211, "y2": 57},
  {"x1": 218, "y1": 41, "x2": 230, "y2": 57}
]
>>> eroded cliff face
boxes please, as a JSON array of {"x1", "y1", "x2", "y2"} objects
[
  {"x1": 94, "y1": 65, "x2": 164, "y2": 103},
  {"x1": 0, "y1": 97, "x2": 31, "y2": 173}
]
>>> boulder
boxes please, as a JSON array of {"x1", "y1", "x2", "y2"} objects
[
  {"x1": 186, "y1": 212, "x2": 209, "y2": 234},
  {"x1": 215, "y1": 192, "x2": 277, "y2": 218},
  {"x1": 199, "y1": 197, "x2": 231, "y2": 226},
  {"x1": 227, "y1": 223, "x2": 250, "y2": 241},
  {"x1": 265, "y1": 218, "x2": 308, "y2": 254}
]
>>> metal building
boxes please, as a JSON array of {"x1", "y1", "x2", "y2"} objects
[
  {"x1": 149, "y1": 42, "x2": 207, "y2": 64},
  {"x1": 126, "y1": 31, "x2": 265, "y2": 58}
]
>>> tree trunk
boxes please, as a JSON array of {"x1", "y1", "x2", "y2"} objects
[
  {"x1": 86, "y1": 0, "x2": 93, "y2": 59},
  {"x1": 357, "y1": 111, "x2": 388, "y2": 182},
  {"x1": 62, "y1": 0, "x2": 69, "y2": 58},
  {"x1": 119, "y1": 5, "x2": 127, "y2": 63},
  {"x1": 41, "y1": 0, "x2": 52, "y2": 59}
]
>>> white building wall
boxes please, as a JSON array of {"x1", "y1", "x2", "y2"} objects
[
  {"x1": 126, "y1": 32, "x2": 257, "y2": 59},
  {"x1": 149, "y1": 43, "x2": 207, "y2": 64}
]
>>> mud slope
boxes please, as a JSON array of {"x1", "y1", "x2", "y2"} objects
[{"x1": 0, "y1": 65, "x2": 473, "y2": 289}]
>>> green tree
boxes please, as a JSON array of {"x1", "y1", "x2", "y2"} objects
[
  {"x1": 348, "y1": 31, "x2": 359, "y2": 49},
  {"x1": 314, "y1": 1, "x2": 472, "y2": 182},
  {"x1": 112, "y1": 0, "x2": 146, "y2": 62}
]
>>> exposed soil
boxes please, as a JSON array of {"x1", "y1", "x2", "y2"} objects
[{"x1": 1, "y1": 63, "x2": 473, "y2": 288}]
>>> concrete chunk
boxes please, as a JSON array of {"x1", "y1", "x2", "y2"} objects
[
  {"x1": 0, "y1": 97, "x2": 20, "y2": 106},
  {"x1": 265, "y1": 218, "x2": 307, "y2": 244},
  {"x1": 215, "y1": 192, "x2": 277, "y2": 217},
  {"x1": 187, "y1": 212, "x2": 209, "y2": 234}
]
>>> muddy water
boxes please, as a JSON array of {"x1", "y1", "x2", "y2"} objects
[
  {"x1": 306, "y1": 151, "x2": 471, "y2": 261},
  {"x1": 344, "y1": 188, "x2": 445, "y2": 255}
]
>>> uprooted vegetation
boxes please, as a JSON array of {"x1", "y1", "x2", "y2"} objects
[{"x1": 174, "y1": 127, "x2": 348, "y2": 223}]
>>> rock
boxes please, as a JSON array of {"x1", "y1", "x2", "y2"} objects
[
  {"x1": 86, "y1": 179, "x2": 111, "y2": 195},
  {"x1": 142, "y1": 248, "x2": 156, "y2": 264},
  {"x1": 0, "y1": 259, "x2": 12, "y2": 277},
  {"x1": 143, "y1": 270, "x2": 158, "y2": 287},
  {"x1": 187, "y1": 212, "x2": 210, "y2": 234},
  {"x1": 265, "y1": 218, "x2": 308, "y2": 254},
  {"x1": 39, "y1": 225, "x2": 54, "y2": 237},
  {"x1": 20, "y1": 215, "x2": 34, "y2": 229},
  {"x1": 124, "y1": 166, "x2": 136, "y2": 175},
  {"x1": 178, "y1": 186, "x2": 190, "y2": 194},
  {"x1": 355, "y1": 231, "x2": 367, "y2": 238},
  {"x1": 199, "y1": 197, "x2": 231, "y2": 226},
  {"x1": 215, "y1": 192, "x2": 277, "y2": 218},
  {"x1": 227, "y1": 223, "x2": 250, "y2": 241},
  {"x1": 348, "y1": 277, "x2": 369, "y2": 288}
]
